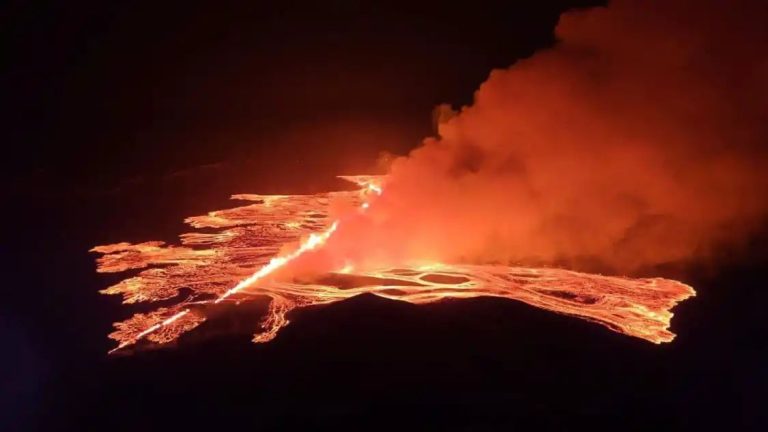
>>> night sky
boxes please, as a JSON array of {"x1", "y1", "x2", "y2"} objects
[{"x1": 2, "y1": 1, "x2": 765, "y2": 430}]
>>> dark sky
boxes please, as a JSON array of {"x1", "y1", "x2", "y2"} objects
[
  {"x1": 3, "y1": 1, "x2": 600, "y2": 191},
  {"x1": 2, "y1": 1, "x2": 765, "y2": 430}
]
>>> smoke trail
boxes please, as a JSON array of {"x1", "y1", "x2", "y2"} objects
[{"x1": 321, "y1": 0, "x2": 768, "y2": 274}]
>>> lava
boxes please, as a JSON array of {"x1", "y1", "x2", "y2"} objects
[{"x1": 93, "y1": 176, "x2": 694, "y2": 353}]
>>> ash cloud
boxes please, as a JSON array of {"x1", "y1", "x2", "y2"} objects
[{"x1": 323, "y1": 0, "x2": 768, "y2": 274}]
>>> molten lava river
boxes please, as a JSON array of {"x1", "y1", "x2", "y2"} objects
[{"x1": 92, "y1": 176, "x2": 695, "y2": 353}]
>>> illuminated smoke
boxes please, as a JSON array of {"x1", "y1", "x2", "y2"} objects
[{"x1": 322, "y1": 0, "x2": 768, "y2": 273}]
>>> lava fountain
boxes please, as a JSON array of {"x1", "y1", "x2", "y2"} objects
[{"x1": 92, "y1": 176, "x2": 694, "y2": 353}]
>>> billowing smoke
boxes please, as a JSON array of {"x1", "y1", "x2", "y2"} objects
[{"x1": 308, "y1": 0, "x2": 768, "y2": 275}]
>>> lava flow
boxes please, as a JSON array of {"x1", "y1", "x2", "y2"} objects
[{"x1": 93, "y1": 176, "x2": 695, "y2": 353}]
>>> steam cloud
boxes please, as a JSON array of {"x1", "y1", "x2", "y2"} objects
[{"x1": 313, "y1": 0, "x2": 768, "y2": 275}]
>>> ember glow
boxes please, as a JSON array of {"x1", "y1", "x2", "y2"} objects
[{"x1": 93, "y1": 176, "x2": 694, "y2": 353}]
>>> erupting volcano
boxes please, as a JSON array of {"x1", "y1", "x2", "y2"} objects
[
  {"x1": 93, "y1": 176, "x2": 694, "y2": 353},
  {"x1": 90, "y1": 0, "x2": 768, "y2": 355}
]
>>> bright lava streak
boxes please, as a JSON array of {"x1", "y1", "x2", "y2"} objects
[
  {"x1": 93, "y1": 175, "x2": 695, "y2": 353},
  {"x1": 214, "y1": 221, "x2": 339, "y2": 304},
  {"x1": 107, "y1": 309, "x2": 191, "y2": 354}
]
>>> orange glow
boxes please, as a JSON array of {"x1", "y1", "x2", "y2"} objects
[{"x1": 93, "y1": 176, "x2": 694, "y2": 353}]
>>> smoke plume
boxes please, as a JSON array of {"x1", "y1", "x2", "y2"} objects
[{"x1": 313, "y1": 0, "x2": 768, "y2": 275}]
